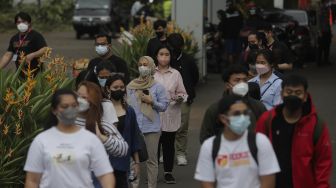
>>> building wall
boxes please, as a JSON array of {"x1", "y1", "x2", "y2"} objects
[{"x1": 172, "y1": 0, "x2": 206, "y2": 77}]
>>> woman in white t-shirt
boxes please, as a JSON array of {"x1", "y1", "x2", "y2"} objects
[
  {"x1": 194, "y1": 95, "x2": 280, "y2": 188},
  {"x1": 24, "y1": 89, "x2": 115, "y2": 188}
]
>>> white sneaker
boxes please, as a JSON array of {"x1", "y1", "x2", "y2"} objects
[
  {"x1": 176, "y1": 155, "x2": 187, "y2": 166},
  {"x1": 159, "y1": 156, "x2": 163, "y2": 163}
]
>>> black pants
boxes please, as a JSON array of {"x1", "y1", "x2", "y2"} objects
[
  {"x1": 115, "y1": 170, "x2": 128, "y2": 188},
  {"x1": 158, "y1": 131, "x2": 176, "y2": 172},
  {"x1": 317, "y1": 31, "x2": 332, "y2": 65}
]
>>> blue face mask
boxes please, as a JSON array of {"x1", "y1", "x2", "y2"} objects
[
  {"x1": 228, "y1": 115, "x2": 251, "y2": 135},
  {"x1": 97, "y1": 77, "x2": 107, "y2": 87}
]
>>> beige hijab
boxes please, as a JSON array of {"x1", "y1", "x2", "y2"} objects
[{"x1": 127, "y1": 56, "x2": 156, "y2": 121}]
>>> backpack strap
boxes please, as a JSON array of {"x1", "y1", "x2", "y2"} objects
[
  {"x1": 313, "y1": 115, "x2": 325, "y2": 146},
  {"x1": 212, "y1": 132, "x2": 222, "y2": 165},
  {"x1": 260, "y1": 78, "x2": 281, "y2": 98},
  {"x1": 247, "y1": 131, "x2": 258, "y2": 165}
]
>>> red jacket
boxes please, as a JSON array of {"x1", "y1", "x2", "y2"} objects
[{"x1": 255, "y1": 96, "x2": 332, "y2": 188}]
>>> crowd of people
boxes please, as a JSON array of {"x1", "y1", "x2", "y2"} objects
[
  {"x1": 0, "y1": 10, "x2": 200, "y2": 188},
  {"x1": 194, "y1": 1, "x2": 333, "y2": 188},
  {"x1": 0, "y1": 0, "x2": 334, "y2": 187}
]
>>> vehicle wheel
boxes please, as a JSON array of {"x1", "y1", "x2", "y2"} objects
[{"x1": 76, "y1": 32, "x2": 81, "y2": 39}]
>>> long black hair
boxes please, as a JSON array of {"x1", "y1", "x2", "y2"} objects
[{"x1": 45, "y1": 89, "x2": 78, "y2": 130}]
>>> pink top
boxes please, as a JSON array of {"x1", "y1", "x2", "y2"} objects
[{"x1": 154, "y1": 66, "x2": 188, "y2": 132}]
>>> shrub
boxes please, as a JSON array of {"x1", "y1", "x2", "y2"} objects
[{"x1": 0, "y1": 48, "x2": 74, "y2": 187}]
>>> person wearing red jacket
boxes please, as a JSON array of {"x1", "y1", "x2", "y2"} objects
[{"x1": 255, "y1": 74, "x2": 332, "y2": 188}]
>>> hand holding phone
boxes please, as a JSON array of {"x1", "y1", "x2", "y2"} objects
[
  {"x1": 175, "y1": 95, "x2": 184, "y2": 103},
  {"x1": 143, "y1": 89, "x2": 149, "y2": 95}
]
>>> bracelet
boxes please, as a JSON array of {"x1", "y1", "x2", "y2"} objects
[{"x1": 134, "y1": 161, "x2": 140, "y2": 164}]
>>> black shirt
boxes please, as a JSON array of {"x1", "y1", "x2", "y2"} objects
[
  {"x1": 272, "y1": 105, "x2": 295, "y2": 188},
  {"x1": 117, "y1": 115, "x2": 126, "y2": 134},
  {"x1": 171, "y1": 52, "x2": 199, "y2": 104},
  {"x1": 88, "y1": 55, "x2": 130, "y2": 83},
  {"x1": 146, "y1": 37, "x2": 167, "y2": 61},
  {"x1": 218, "y1": 11, "x2": 243, "y2": 39},
  {"x1": 7, "y1": 30, "x2": 47, "y2": 75},
  {"x1": 267, "y1": 40, "x2": 295, "y2": 70}
]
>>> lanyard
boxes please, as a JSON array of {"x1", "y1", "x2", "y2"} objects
[
  {"x1": 15, "y1": 29, "x2": 31, "y2": 54},
  {"x1": 258, "y1": 78, "x2": 281, "y2": 98}
]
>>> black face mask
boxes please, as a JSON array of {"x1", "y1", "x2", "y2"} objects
[
  {"x1": 156, "y1": 31, "x2": 164, "y2": 39},
  {"x1": 110, "y1": 90, "x2": 125, "y2": 101},
  {"x1": 248, "y1": 44, "x2": 259, "y2": 50},
  {"x1": 283, "y1": 95, "x2": 304, "y2": 113}
]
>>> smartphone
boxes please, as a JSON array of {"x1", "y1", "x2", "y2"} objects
[{"x1": 143, "y1": 89, "x2": 149, "y2": 95}]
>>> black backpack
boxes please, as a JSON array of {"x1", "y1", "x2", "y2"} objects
[{"x1": 212, "y1": 131, "x2": 259, "y2": 165}]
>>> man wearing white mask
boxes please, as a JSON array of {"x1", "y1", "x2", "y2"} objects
[
  {"x1": 200, "y1": 64, "x2": 266, "y2": 143},
  {"x1": 0, "y1": 12, "x2": 47, "y2": 77},
  {"x1": 87, "y1": 33, "x2": 130, "y2": 83}
]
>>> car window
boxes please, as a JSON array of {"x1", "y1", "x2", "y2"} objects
[
  {"x1": 265, "y1": 13, "x2": 292, "y2": 23},
  {"x1": 284, "y1": 11, "x2": 308, "y2": 25},
  {"x1": 75, "y1": 9, "x2": 109, "y2": 16},
  {"x1": 77, "y1": 0, "x2": 110, "y2": 9}
]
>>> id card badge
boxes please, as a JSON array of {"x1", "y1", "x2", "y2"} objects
[{"x1": 12, "y1": 54, "x2": 18, "y2": 62}]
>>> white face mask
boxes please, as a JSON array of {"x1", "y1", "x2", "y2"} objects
[
  {"x1": 17, "y1": 23, "x2": 29, "y2": 33},
  {"x1": 228, "y1": 115, "x2": 251, "y2": 135},
  {"x1": 138, "y1": 66, "x2": 151, "y2": 77},
  {"x1": 232, "y1": 82, "x2": 249, "y2": 96},
  {"x1": 95, "y1": 45, "x2": 109, "y2": 56},
  {"x1": 77, "y1": 97, "x2": 90, "y2": 112},
  {"x1": 256, "y1": 64, "x2": 270, "y2": 75}
]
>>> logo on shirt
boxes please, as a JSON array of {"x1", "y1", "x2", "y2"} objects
[
  {"x1": 53, "y1": 153, "x2": 73, "y2": 163},
  {"x1": 217, "y1": 151, "x2": 250, "y2": 168},
  {"x1": 13, "y1": 41, "x2": 30, "y2": 48},
  {"x1": 216, "y1": 155, "x2": 228, "y2": 167},
  {"x1": 52, "y1": 143, "x2": 76, "y2": 164}
]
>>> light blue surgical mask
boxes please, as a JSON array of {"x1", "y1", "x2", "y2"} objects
[
  {"x1": 97, "y1": 77, "x2": 107, "y2": 87},
  {"x1": 228, "y1": 115, "x2": 251, "y2": 135}
]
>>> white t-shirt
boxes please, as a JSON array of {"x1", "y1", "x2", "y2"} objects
[
  {"x1": 102, "y1": 100, "x2": 119, "y2": 125},
  {"x1": 194, "y1": 131, "x2": 280, "y2": 188},
  {"x1": 131, "y1": 1, "x2": 144, "y2": 16},
  {"x1": 24, "y1": 127, "x2": 113, "y2": 188}
]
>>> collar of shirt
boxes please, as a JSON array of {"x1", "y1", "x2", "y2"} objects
[
  {"x1": 255, "y1": 72, "x2": 279, "y2": 85},
  {"x1": 176, "y1": 53, "x2": 183, "y2": 61},
  {"x1": 155, "y1": 66, "x2": 173, "y2": 74}
]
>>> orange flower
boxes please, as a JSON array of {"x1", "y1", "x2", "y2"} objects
[
  {"x1": 17, "y1": 109, "x2": 24, "y2": 120},
  {"x1": 3, "y1": 124, "x2": 9, "y2": 135},
  {"x1": 15, "y1": 123, "x2": 22, "y2": 136},
  {"x1": 7, "y1": 148, "x2": 13, "y2": 158}
]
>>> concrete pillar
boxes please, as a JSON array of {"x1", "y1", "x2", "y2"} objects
[
  {"x1": 274, "y1": 0, "x2": 284, "y2": 9},
  {"x1": 207, "y1": 0, "x2": 227, "y2": 24},
  {"x1": 172, "y1": 0, "x2": 206, "y2": 77}
]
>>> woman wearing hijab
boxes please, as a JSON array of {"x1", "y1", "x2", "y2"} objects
[{"x1": 127, "y1": 56, "x2": 169, "y2": 188}]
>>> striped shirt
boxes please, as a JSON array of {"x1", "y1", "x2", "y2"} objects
[
  {"x1": 75, "y1": 118, "x2": 128, "y2": 157},
  {"x1": 75, "y1": 101, "x2": 128, "y2": 157}
]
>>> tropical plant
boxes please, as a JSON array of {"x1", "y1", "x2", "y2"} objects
[
  {"x1": 0, "y1": 48, "x2": 74, "y2": 187},
  {"x1": 112, "y1": 21, "x2": 199, "y2": 78}
]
